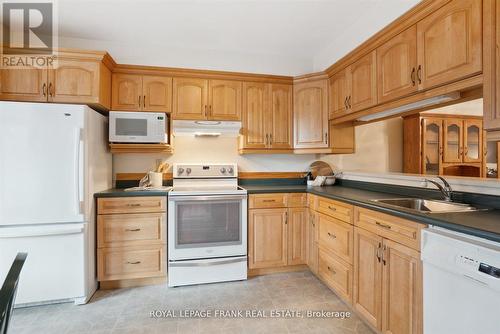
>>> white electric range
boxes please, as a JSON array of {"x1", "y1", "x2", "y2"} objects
[{"x1": 167, "y1": 163, "x2": 247, "y2": 287}]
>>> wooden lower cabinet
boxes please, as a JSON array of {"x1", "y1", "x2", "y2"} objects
[
  {"x1": 306, "y1": 210, "x2": 319, "y2": 275},
  {"x1": 288, "y1": 207, "x2": 307, "y2": 265},
  {"x1": 318, "y1": 248, "x2": 353, "y2": 303}
]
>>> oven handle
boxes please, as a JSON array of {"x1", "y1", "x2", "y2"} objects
[
  {"x1": 168, "y1": 195, "x2": 247, "y2": 202},
  {"x1": 169, "y1": 256, "x2": 247, "y2": 267}
]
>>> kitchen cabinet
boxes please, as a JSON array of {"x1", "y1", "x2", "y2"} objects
[
  {"x1": 307, "y1": 209, "x2": 319, "y2": 275},
  {"x1": 112, "y1": 74, "x2": 172, "y2": 112},
  {"x1": 240, "y1": 82, "x2": 292, "y2": 151},
  {"x1": 294, "y1": 79, "x2": 329, "y2": 149},
  {"x1": 208, "y1": 79, "x2": 242, "y2": 120},
  {"x1": 329, "y1": 69, "x2": 350, "y2": 118},
  {"x1": 1, "y1": 54, "x2": 112, "y2": 109},
  {"x1": 443, "y1": 119, "x2": 463, "y2": 163},
  {"x1": 248, "y1": 193, "x2": 307, "y2": 270},
  {"x1": 416, "y1": 0, "x2": 482, "y2": 90},
  {"x1": 463, "y1": 119, "x2": 483, "y2": 163},
  {"x1": 377, "y1": 26, "x2": 418, "y2": 103}
]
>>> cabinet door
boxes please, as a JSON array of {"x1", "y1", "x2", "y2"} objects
[
  {"x1": 172, "y1": 78, "x2": 208, "y2": 120},
  {"x1": 111, "y1": 73, "x2": 142, "y2": 111},
  {"x1": 421, "y1": 118, "x2": 443, "y2": 175},
  {"x1": 208, "y1": 80, "x2": 241, "y2": 121},
  {"x1": 329, "y1": 69, "x2": 350, "y2": 118},
  {"x1": 248, "y1": 208, "x2": 288, "y2": 269},
  {"x1": 307, "y1": 210, "x2": 319, "y2": 274},
  {"x1": 381, "y1": 239, "x2": 422, "y2": 334},
  {"x1": 294, "y1": 79, "x2": 329, "y2": 149},
  {"x1": 463, "y1": 119, "x2": 483, "y2": 163},
  {"x1": 416, "y1": 0, "x2": 482, "y2": 90},
  {"x1": 142, "y1": 76, "x2": 172, "y2": 113},
  {"x1": 443, "y1": 119, "x2": 463, "y2": 163},
  {"x1": 288, "y1": 207, "x2": 307, "y2": 266},
  {"x1": 269, "y1": 84, "x2": 293, "y2": 149},
  {"x1": 349, "y1": 50, "x2": 377, "y2": 112},
  {"x1": 241, "y1": 82, "x2": 269, "y2": 149},
  {"x1": 49, "y1": 59, "x2": 100, "y2": 104},
  {"x1": 0, "y1": 67, "x2": 48, "y2": 102},
  {"x1": 377, "y1": 26, "x2": 418, "y2": 103},
  {"x1": 353, "y1": 227, "x2": 383, "y2": 330}
]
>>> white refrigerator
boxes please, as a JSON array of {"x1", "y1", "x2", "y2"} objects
[{"x1": 0, "y1": 101, "x2": 112, "y2": 306}]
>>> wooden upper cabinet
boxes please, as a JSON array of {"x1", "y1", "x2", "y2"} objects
[
  {"x1": 377, "y1": 26, "x2": 418, "y2": 103},
  {"x1": 349, "y1": 50, "x2": 377, "y2": 112},
  {"x1": 294, "y1": 79, "x2": 329, "y2": 149},
  {"x1": 142, "y1": 76, "x2": 172, "y2": 113},
  {"x1": 49, "y1": 58, "x2": 100, "y2": 104},
  {"x1": 0, "y1": 67, "x2": 48, "y2": 102},
  {"x1": 329, "y1": 69, "x2": 350, "y2": 118},
  {"x1": 208, "y1": 80, "x2": 242, "y2": 121},
  {"x1": 241, "y1": 82, "x2": 269, "y2": 149},
  {"x1": 248, "y1": 208, "x2": 288, "y2": 269},
  {"x1": 112, "y1": 73, "x2": 143, "y2": 111},
  {"x1": 381, "y1": 239, "x2": 422, "y2": 334},
  {"x1": 269, "y1": 84, "x2": 293, "y2": 149},
  {"x1": 172, "y1": 78, "x2": 208, "y2": 120},
  {"x1": 416, "y1": 0, "x2": 482, "y2": 90}
]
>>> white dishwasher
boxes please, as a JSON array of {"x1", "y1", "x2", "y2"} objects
[{"x1": 421, "y1": 227, "x2": 500, "y2": 334}]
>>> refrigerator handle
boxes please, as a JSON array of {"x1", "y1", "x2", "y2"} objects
[
  {"x1": 0, "y1": 225, "x2": 85, "y2": 238},
  {"x1": 75, "y1": 128, "x2": 84, "y2": 215}
]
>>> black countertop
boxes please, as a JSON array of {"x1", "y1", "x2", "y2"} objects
[{"x1": 94, "y1": 182, "x2": 500, "y2": 243}]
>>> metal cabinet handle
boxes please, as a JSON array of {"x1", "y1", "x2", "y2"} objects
[
  {"x1": 269, "y1": 133, "x2": 273, "y2": 145},
  {"x1": 266, "y1": 133, "x2": 269, "y2": 146},
  {"x1": 382, "y1": 245, "x2": 387, "y2": 265},
  {"x1": 262, "y1": 199, "x2": 276, "y2": 203},
  {"x1": 328, "y1": 206, "x2": 337, "y2": 212},
  {"x1": 327, "y1": 266, "x2": 336, "y2": 274},
  {"x1": 127, "y1": 203, "x2": 141, "y2": 207},
  {"x1": 138, "y1": 95, "x2": 141, "y2": 108},
  {"x1": 42, "y1": 83, "x2": 47, "y2": 97},
  {"x1": 143, "y1": 95, "x2": 146, "y2": 108},
  {"x1": 411, "y1": 67, "x2": 416, "y2": 86},
  {"x1": 127, "y1": 261, "x2": 141, "y2": 265},
  {"x1": 204, "y1": 105, "x2": 208, "y2": 117},
  {"x1": 311, "y1": 215, "x2": 315, "y2": 227},
  {"x1": 325, "y1": 132, "x2": 328, "y2": 144},
  {"x1": 125, "y1": 228, "x2": 141, "y2": 232},
  {"x1": 209, "y1": 105, "x2": 212, "y2": 115},
  {"x1": 348, "y1": 96, "x2": 351, "y2": 108},
  {"x1": 344, "y1": 97, "x2": 348, "y2": 110},
  {"x1": 376, "y1": 242, "x2": 382, "y2": 263},
  {"x1": 375, "y1": 221, "x2": 391, "y2": 229},
  {"x1": 285, "y1": 211, "x2": 288, "y2": 225},
  {"x1": 49, "y1": 83, "x2": 53, "y2": 97},
  {"x1": 327, "y1": 232, "x2": 336, "y2": 239},
  {"x1": 417, "y1": 65, "x2": 422, "y2": 84}
]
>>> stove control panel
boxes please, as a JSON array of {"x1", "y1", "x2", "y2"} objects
[{"x1": 173, "y1": 163, "x2": 238, "y2": 178}]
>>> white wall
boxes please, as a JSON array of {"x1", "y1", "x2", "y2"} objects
[{"x1": 422, "y1": 98, "x2": 483, "y2": 116}]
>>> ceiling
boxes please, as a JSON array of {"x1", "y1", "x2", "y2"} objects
[{"x1": 56, "y1": 0, "x2": 420, "y2": 75}]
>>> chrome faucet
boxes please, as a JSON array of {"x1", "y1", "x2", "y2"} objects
[{"x1": 425, "y1": 176, "x2": 453, "y2": 202}]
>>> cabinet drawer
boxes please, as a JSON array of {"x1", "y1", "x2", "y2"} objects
[
  {"x1": 98, "y1": 245, "x2": 165, "y2": 281},
  {"x1": 354, "y1": 207, "x2": 424, "y2": 251},
  {"x1": 318, "y1": 249, "x2": 352, "y2": 303},
  {"x1": 316, "y1": 197, "x2": 353, "y2": 224},
  {"x1": 318, "y1": 214, "x2": 353, "y2": 264},
  {"x1": 249, "y1": 193, "x2": 287, "y2": 209},
  {"x1": 288, "y1": 193, "x2": 307, "y2": 207},
  {"x1": 97, "y1": 213, "x2": 166, "y2": 248},
  {"x1": 98, "y1": 197, "x2": 166, "y2": 214}
]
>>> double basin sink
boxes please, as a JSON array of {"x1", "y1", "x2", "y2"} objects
[{"x1": 371, "y1": 198, "x2": 482, "y2": 214}]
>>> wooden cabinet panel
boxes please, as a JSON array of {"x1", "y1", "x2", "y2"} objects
[
  {"x1": 318, "y1": 214, "x2": 354, "y2": 264},
  {"x1": 318, "y1": 248, "x2": 353, "y2": 303},
  {"x1": 294, "y1": 79, "x2": 329, "y2": 149},
  {"x1": 248, "y1": 208, "x2": 288, "y2": 269},
  {"x1": 416, "y1": 0, "x2": 482, "y2": 90},
  {"x1": 329, "y1": 122, "x2": 355, "y2": 153},
  {"x1": 112, "y1": 73, "x2": 142, "y2": 111},
  {"x1": 288, "y1": 193, "x2": 307, "y2": 208},
  {"x1": 381, "y1": 239, "x2": 422, "y2": 334},
  {"x1": 377, "y1": 26, "x2": 418, "y2": 103},
  {"x1": 269, "y1": 84, "x2": 293, "y2": 149},
  {"x1": 421, "y1": 117, "x2": 443, "y2": 175},
  {"x1": 248, "y1": 193, "x2": 288, "y2": 209},
  {"x1": 208, "y1": 80, "x2": 241, "y2": 121},
  {"x1": 349, "y1": 51, "x2": 377, "y2": 111},
  {"x1": 97, "y1": 213, "x2": 165, "y2": 248},
  {"x1": 142, "y1": 76, "x2": 172, "y2": 112},
  {"x1": 329, "y1": 69, "x2": 350, "y2": 118},
  {"x1": 463, "y1": 119, "x2": 483, "y2": 163},
  {"x1": 97, "y1": 244, "x2": 165, "y2": 281},
  {"x1": 97, "y1": 197, "x2": 166, "y2": 215},
  {"x1": 288, "y1": 207, "x2": 307, "y2": 265},
  {"x1": 0, "y1": 67, "x2": 48, "y2": 102},
  {"x1": 241, "y1": 82, "x2": 269, "y2": 149},
  {"x1": 443, "y1": 119, "x2": 464, "y2": 163},
  {"x1": 307, "y1": 210, "x2": 319, "y2": 274},
  {"x1": 49, "y1": 59, "x2": 99, "y2": 104},
  {"x1": 316, "y1": 197, "x2": 353, "y2": 224},
  {"x1": 353, "y1": 227, "x2": 383, "y2": 330},
  {"x1": 172, "y1": 78, "x2": 208, "y2": 120}
]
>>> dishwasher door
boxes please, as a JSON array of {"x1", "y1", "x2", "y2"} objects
[{"x1": 421, "y1": 227, "x2": 500, "y2": 334}]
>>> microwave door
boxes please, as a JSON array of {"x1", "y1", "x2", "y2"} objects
[{"x1": 109, "y1": 112, "x2": 166, "y2": 143}]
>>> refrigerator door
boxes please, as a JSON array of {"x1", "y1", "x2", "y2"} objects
[
  {"x1": 0, "y1": 223, "x2": 87, "y2": 305},
  {"x1": 0, "y1": 102, "x2": 85, "y2": 225}
]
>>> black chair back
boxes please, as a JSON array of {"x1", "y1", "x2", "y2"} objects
[{"x1": 0, "y1": 253, "x2": 27, "y2": 334}]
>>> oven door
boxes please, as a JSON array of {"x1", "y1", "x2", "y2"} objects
[{"x1": 168, "y1": 194, "x2": 247, "y2": 260}]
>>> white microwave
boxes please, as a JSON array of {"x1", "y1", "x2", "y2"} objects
[{"x1": 109, "y1": 111, "x2": 168, "y2": 143}]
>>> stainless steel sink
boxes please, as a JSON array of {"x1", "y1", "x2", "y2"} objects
[{"x1": 371, "y1": 198, "x2": 482, "y2": 213}]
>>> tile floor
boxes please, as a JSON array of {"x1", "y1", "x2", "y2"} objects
[{"x1": 11, "y1": 271, "x2": 374, "y2": 334}]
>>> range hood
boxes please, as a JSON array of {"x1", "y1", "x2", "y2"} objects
[{"x1": 172, "y1": 120, "x2": 242, "y2": 137}]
